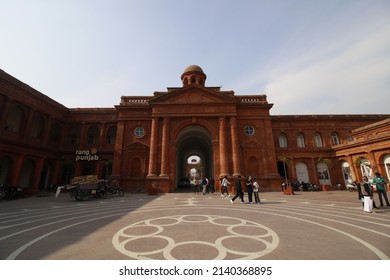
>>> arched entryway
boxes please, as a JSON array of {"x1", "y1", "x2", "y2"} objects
[
  {"x1": 295, "y1": 162, "x2": 309, "y2": 183},
  {"x1": 0, "y1": 156, "x2": 12, "y2": 184},
  {"x1": 175, "y1": 126, "x2": 213, "y2": 192}
]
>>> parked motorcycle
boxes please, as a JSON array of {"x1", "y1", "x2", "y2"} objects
[
  {"x1": 307, "y1": 183, "x2": 319, "y2": 191},
  {"x1": 0, "y1": 184, "x2": 23, "y2": 200},
  {"x1": 69, "y1": 181, "x2": 110, "y2": 201},
  {"x1": 107, "y1": 185, "x2": 124, "y2": 197},
  {"x1": 0, "y1": 184, "x2": 5, "y2": 199}
]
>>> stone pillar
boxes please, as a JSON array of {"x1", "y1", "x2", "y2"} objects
[
  {"x1": 9, "y1": 154, "x2": 24, "y2": 186},
  {"x1": 79, "y1": 123, "x2": 87, "y2": 148},
  {"x1": 219, "y1": 117, "x2": 228, "y2": 177},
  {"x1": 348, "y1": 155, "x2": 358, "y2": 181},
  {"x1": 148, "y1": 117, "x2": 159, "y2": 176},
  {"x1": 99, "y1": 122, "x2": 106, "y2": 150},
  {"x1": 160, "y1": 117, "x2": 170, "y2": 177},
  {"x1": 111, "y1": 121, "x2": 125, "y2": 179},
  {"x1": 311, "y1": 157, "x2": 318, "y2": 185},
  {"x1": 230, "y1": 117, "x2": 241, "y2": 176},
  {"x1": 32, "y1": 157, "x2": 45, "y2": 193}
]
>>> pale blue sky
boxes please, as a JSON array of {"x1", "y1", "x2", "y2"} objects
[{"x1": 1, "y1": 0, "x2": 389, "y2": 114}]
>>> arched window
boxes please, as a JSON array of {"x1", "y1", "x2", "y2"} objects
[
  {"x1": 48, "y1": 122, "x2": 61, "y2": 144},
  {"x1": 297, "y1": 132, "x2": 305, "y2": 147},
  {"x1": 87, "y1": 126, "x2": 100, "y2": 145},
  {"x1": 106, "y1": 126, "x2": 117, "y2": 144},
  {"x1": 295, "y1": 162, "x2": 309, "y2": 183},
  {"x1": 384, "y1": 155, "x2": 390, "y2": 182},
  {"x1": 279, "y1": 133, "x2": 288, "y2": 148},
  {"x1": 19, "y1": 159, "x2": 35, "y2": 188},
  {"x1": 331, "y1": 132, "x2": 341, "y2": 146},
  {"x1": 30, "y1": 115, "x2": 44, "y2": 138},
  {"x1": 317, "y1": 162, "x2": 331, "y2": 185},
  {"x1": 5, "y1": 105, "x2": 24, "y2": 132},
  {"x1": 68, "y1": 126, "x2": 80, "y2": 145},
  {"x1": 341, "y1": 161, "x2": 353, "y2": 185},
  {"x1": 359, "y1": 158, "x2": 372, "y2": 180},
  {"x1": 314, "y1": 133, "x2": 323, "y2": 147}
]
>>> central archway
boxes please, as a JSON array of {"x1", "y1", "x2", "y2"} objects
[{"x1": 175, "y1": 126, "x2": 213, "y2": 192}]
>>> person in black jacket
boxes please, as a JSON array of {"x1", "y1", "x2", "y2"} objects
[
  {"x1": 358, "y1": 176, "x2": 377, "y2": 209},
  {"x1": 246, "y1": 176, "x2": 254, "y2": 203},
  {"x1": 230, "y1": 175, "x2": 244, "y2": 204}
]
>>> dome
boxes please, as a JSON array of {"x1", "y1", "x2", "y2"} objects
[
  {"x1": 181, "y1": 65, "x2": 207, "y2": 87},
  {"x1": 183, "y1": 65, "x2": 204, "y2": 74}
]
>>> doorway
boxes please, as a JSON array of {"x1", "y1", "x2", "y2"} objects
[{"x1": 175, "y1": 126, "x2": 213, "y2": 192}]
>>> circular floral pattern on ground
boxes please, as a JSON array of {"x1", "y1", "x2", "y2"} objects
[{"x1": 112, "y1": 214, "x2": 279, "y2": 260}]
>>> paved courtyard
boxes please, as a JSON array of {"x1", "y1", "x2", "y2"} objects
[{"x1": 0, "y1": 190, "x2": 389, "y2": 260}]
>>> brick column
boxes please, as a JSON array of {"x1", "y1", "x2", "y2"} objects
[
  {"x1": 160, "y1": 117, "x2": 170, "y2": 177},
  {"x1": 9, "y1": 154, "x2": 24, "y2": 186},
  {"x1": 348, "y1": 155, "x2": 358, "y2": 181},
  {"x1": 311, "y1": 157, "x2": 318, "y2": 185},
  {"x1": 99, "y1": 122, "x2": 106, "y2": 149},
  {"x1": 31, "y1": 158, "x2": 45, "y2": 193},
  {"x1": 148, "y1": 117, "x2": 159, "y2": 176},
  {"x1": 79, "y1": 123, "x2": 87, "y2": 147},
  {"x1": 111, "y1": 121, "x2": 125, "y2": 179},
  {"x1": 219, "y1": 117, "x2": 228, "y2": 177},
  {"x1": 230, "y1": 117, "x2": 241, "y2": 176}
]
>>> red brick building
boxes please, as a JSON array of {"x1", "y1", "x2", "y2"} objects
[{"x1": 0, "y1": 65, "x2": 389, "y2": 194}]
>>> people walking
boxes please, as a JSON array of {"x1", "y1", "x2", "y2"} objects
[
  {"x1": 253, "y1": 177, "x2": 261, "y2": 204},
  {"x1": 221, "y1": 176, "x2": 231, "y2": 197},
  {"x1": 246, "y1": 176, "x2": 253, "y2": 203},
  {"x1": 373, "y1": 172, "x2": 390, "y2": 207},
  {"x1": 202, "y1": 177, "x2": 209, "y2": 195},
  {"x1": 193, "y1": 179, "x2": 200, "y2": 194},
  {"x1": 209, "y1": 176, "x2": 215, "y2": 193},
  {"x1": 358, "y1": 176, "x2": 376, "y2": 212},
  {"x1": 230, "y1": 175, "x2": 244, "y2": 203}
]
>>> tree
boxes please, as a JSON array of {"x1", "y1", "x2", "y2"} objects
[
  {"x1": 315, "y1": 157, "x2": 332, "y2": 167},
  {"x1": 278, "y1": 155, "x2": 291, "y2": 186},
  {"x1": 355, "y1": 157, "x2": 369, "y2": 167}
]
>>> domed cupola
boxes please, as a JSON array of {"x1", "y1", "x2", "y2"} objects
[{"x1": 181, "y1": 65, "x2": 207, "y2": 87}]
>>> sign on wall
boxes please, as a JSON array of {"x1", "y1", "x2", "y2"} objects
[{"x1": 75, "y1": 148, "x2": 99, "y2": 161}]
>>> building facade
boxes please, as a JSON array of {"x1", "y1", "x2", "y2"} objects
[{"x1": 0, "y1": 65, "x2": 389, "y2": 194}]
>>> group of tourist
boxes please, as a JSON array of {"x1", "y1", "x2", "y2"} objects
[
  {"x1": 192, "y1": 175, "x2": 262, "y2": 204},
  {"x1": 358, "y1": 172, "x2": 390, "y2": 212},
  {"x1": 220, "y1": 175, "x2": 261, "y2": 204},
  {"x1": 196, "y1": 172, "x2": 390, "y2": 211}
]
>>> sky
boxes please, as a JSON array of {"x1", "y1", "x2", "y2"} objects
[{"x1": 1, "y1": 0, "x2": 390, "y2": 115}]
